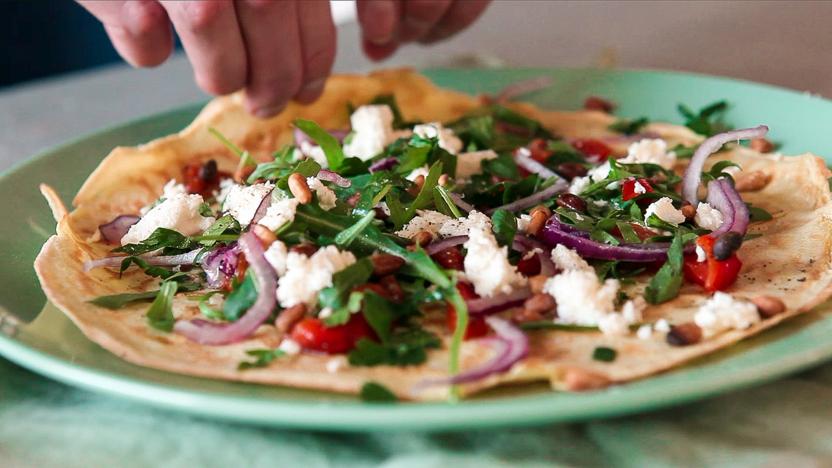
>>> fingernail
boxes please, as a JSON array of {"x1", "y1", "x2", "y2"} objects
[
  {"x1": 253, "y1": 104, "x2": 285, "y2": 119},
  {"x1": 300, "y1": 78, "x2": 325, "y2": 95},
  {"x1": 366, "y1": 33, "x2": 393, "y2": 46}
]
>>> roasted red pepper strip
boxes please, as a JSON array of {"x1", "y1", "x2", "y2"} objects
[
  {"x1": 683, "y1": 235, "x2": 742, "y2": 292},
  {"x1": 445, "y1": 282, "x2": 489, "y2": 340},
  {"x1": 571, "y1": 138, "x2": 612, "y2": 160},
  {"x1": 527, "y1": 138, "x2": 553, "y2": 163},
  {"x1": 621, "y1": 177, "x2": 654, "y2": 201},
  {"x1": 291, "y1": 313, "x2": 373, "y2": 354}
]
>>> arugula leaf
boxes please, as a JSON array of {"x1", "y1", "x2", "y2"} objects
[
  {"x1": 238, "y1": 349, "x2": 286, "y2": 370},
  {"x1": 444, "y1": 282, "x2": 468, "y2": 401},
  {"x1": 404, "y1": 161, "x2": 443, "y2": 219},
  {"x1": 385, "y1": 190, "x2": 409, "y2": 229},
  {"x1": 89, "y1": 282, "x2": 201, "y2": 310},
  {"x1": 246, "y1": 145, "x2": 295, "y2": 183},
  {"x1": 748, "y1": 205, "x2": 773, "y2": 222},
  {"x1": 223, "y1": 271, "x2": 258, "y2": 321},
  {"x1": 434, "y1": 185, "x2": 462, "y2": 218},
  {"x1": 197, "y1": 292, "x2": 226, "y2": 320},
  {"x1": 678, "y1": 100, "x2": 729, "y2": 136},
  {"x1": 115, "y1": 228, "x2": 194, "y2": 256},
  {"x1": 335, "y1": 210, "x2": 376, "y2": 247},
  {"x1": 360, "y1": 382, "x2": 398, "y2": 402},
  {"x1": 320, "y1": 259, "x2": 374, "y2": 325},
  {"x1": 519, "y1": 321, "x2": 603, "y2": 332},
  {"x1": 348, "y1": 327, "x2": 441, "y2": 366},
  {"x1": 609, "y1": 117, "x2": 648, "y2": 135},
  {"x1": 592, "y1": 346, "x2": 617, "y2": 362},
  {"x1": 146, "y1": 281, "x2": 178, "y2": 332},
  {"x1": 481, "y1": 153, "x2": 520, "y2": 180},
  {"x1": 671, "y1": 143, "x2": 696, "y2": 159},
  {"x1": 209, "y1": 127, "x2": 255, "y2": 171},
  {"x1": 701, "y1": 160, "x2": 740, "y2": 183},
  {"x1": 491, "y1": 209, "x2": 517, "y2": 247},
  {"x1": 118, "y1": 256, "x2": 180, "y2": 280},
  {"x1": 644, "y1": 232, "x2": 685, "y2": 304},
  {"x1": 361, "y1": 291, "x2": 395, "y2": 343},
  {"x1": 199, "y1": 215, "x2": 241, "y2": 247},
  {"x1": 294, "y1": 119, "x2": 346, "y2": 170}
]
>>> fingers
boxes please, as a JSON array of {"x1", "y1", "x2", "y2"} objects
[
  {"x1": 357, "y1": 0, "x2": 401, "y2": 61},
  {"x1": 294, "y1": 0, "x2": 337, "y2": 104},
  {"x1": 399, "y1": 0, "x2": 453, "y2": 43},
  {"x1": 235, "y1": 0, "x2": 305, "y2": 117},
  {"x1": 77, "y1": 0, "x2": 173, "y2": 67},
  {"x1": 419, "y1": 0, "x2": 491, "y2": 44},
  {"x1": 160, "y1": 0, "x2": 247, "y2": 95}
]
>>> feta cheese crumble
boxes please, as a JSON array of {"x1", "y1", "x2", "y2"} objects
[
  {"x1": 278, "y1": 338, "x2": 301, "y2": 355},
  {"x1": 223, "y1": 182, "x2": 274, "y2": 226},
  {"x1": 258, "y1": 195, "x2": 299, "y2": 231},
  {"x1": 694, "y1": 202, "x2": 724, "y2": 231},
  {"x1": 298, "y1": 140, "x2": 328, "y2": 168},
  {"x1": 620, "y1": 138, "x2": 677, "y2": 169},
  {"x1": 550, "y1": 244, "x2": 592, "y2": 272},
  {"x1": 121, "y1": 193, "x2": 215, "y2": 245},
  {"x1": 437, "y1": 210, "x2": 492, "y2": 238},
  {"x1": 276, "y1": 246, "x2": 356, "y2": 308},
  {"x1": 455, "y1": 150, "x2": 498, "y2": 179},
  {"x1": 306, "y1": 177, "x2": 337, "y2": 210},
  {"x1": 406, "y1": 165, "x2": 430, "y2": 182},
  {"x1": 463, "y1": 227, "x2": 527, "y2": 297},
  {"x1": 637, "y1": 324, "x2": 653, "y2": 340},
  {"x1": 694, "y1": 292, "x2": 760, "y2": 337},
  {"x1": 162, "y1": 179, "x2": 187, "y2": 199},
  {"x1": 413, "y1": 122, "x2": 463, "y2": 155},
  {"x1": 696, "y1": 244, "x2": 707, "y2": 263},
  {"x1": 395, "y1": 210, "x2": 451, "y2": 239},
  {"x1": 644, "y1": 197, "x2": 686, "y2": 226},
  {"x1": 544, "y1": 270, "x2": 619, "y2": 326},
  {"x1": 633, "y1": 180, "x2": 647, "y2": 194},
  {"x1": 264, "y1": 240, "x2": 289, "y2": 276},
  {"x1": 343, "y1": 105, "x2": 409, "y2": 160},
  {"x1": 517, "y1": 214, "x2": 532, "y2": 233},
  {"x1": 654, "y1": 318, "x2": 671, "y2": 333},
  {"x1": 568, "y1": 176, "x2": 591, "y2": 195},
  {"x1": 588, "y1": 161, "x2": 611, "y2": 182}
]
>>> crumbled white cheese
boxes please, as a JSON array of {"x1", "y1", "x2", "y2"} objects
[
  {"x1": 276, "y1": 246, "x2": 356, "y2": 308},
  {"x1": 696, "y1": 245, "x2": 707, "y2": 263},
  {"x1": 223, "y1": 182, "x2": 275, "y2": 226},
  {"x1": 343, "y1": 105, "x2": 410, "y2": 160},
  {"x1": 654, "y1": 318, "x2": 671, "y2": 333},
  {"x1": 121, "y1": 193, "x2": 215, "y2": 245},
  {"x1": 644, "y1": 197, "x2": 686, "y2": 226},
  {"x1": 694, "y1": 202, "x2": 724, "y2": 231},
  {"x1": 406, "y1": 165, "x2": 430, "y2": 182},
  {"x1": 395, "y1": 209, "x2": 451, "y2": 239},
  {"x1": 306, "y1": 177, "x2": 337, "y2": 211},
  {"x1": 456, "y1": 150, "x2": 498, "y2": 179},
  {"x1": 463, "y1": 227, "x2": 527, "y2": 297},
  {"x1": 258, "y1": 195, "x2": 299, "y2": 231},
  {"x1": 620, "y1": 138, "x2": 677, "y2": 169},
  {"x1": 413, "y1": 122, "x2": 462, "y2": 155},
  {"x1": 318, "y1": 307, "x2": 333, "y2": 319},
  {"x1": 694, "y1": 292, "x2": 760, "y2": 337},
  {"x1": 299, "y1": 140, "x2": 328, "y2": 168},
  {"x1": 633, "y1": 180, "x2": 647, "y2": 194},
  {"x1": 621, "y1": 297, "x2": 646, "y2": 323},
  {"x1": 437, "y1": 210, "x2": 492, "y2": 238},
  {"x1": 278, "y1": 338, "x2": 301, "y2": 355},
  {"x1": 544, "y1": 270, "x2": 620, "y2": 326},
  {"x1": 517, "y1": 214, "x2": 532, "y2": 233},
  {"x1": 550, "y1": 244, "x2": 592, "y2": 272},
  {"x1": 214, "y1": 178, "x2": 236, "y2": 205},
  {"x1": 588, "y1": 161, "x2": 611, "y2": 182},
  {"x1": 568, "y1": 176, "x2": 591, "y2": 195},
  {"x1": 264, "y1": 240, "x2": 288, "y2": 276},
  {"x1": 325, "y1": 356, "x2": 348, "y2": 373},
  {"x1": 637, "y1": 324, "x2": 653, "y2": 340},
  {"x1": 598, "y1": 313, "x2": 629, "y2": 337},
  {"x1": 162, "y1": 179, "x2": 187, "y2": 199},
  {"x1": 592, "y1": 199, "x2": 609, "y2": 207}
]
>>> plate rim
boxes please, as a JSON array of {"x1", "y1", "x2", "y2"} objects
[{"x1": 3, "y1": 66, "x2": 832, "y2": 431}]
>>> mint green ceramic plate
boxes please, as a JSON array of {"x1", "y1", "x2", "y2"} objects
[{"x1": 3, "y1": 68, "x2": 832, "y2": 432}]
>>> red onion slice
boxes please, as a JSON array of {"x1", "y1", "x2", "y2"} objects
[
  {"x1": 514, "y1": 148, "x2": 559, "y2": 179},
  {"x1": 494, "y1": 76, "x2": 553, "y2": 102},
  {"x1": 485, "y1": 182, "x2": 566, "y2": 215},
  {"x1": 682, "y1": 126, "x2": 768, "y2": 205},
  {"x1": 317, "y1": 169, "x2": 351, "y2": 188},
  {"x1": 467, "y1": 288, "x2": 531, "y2": 316},
  {"x1": 449, "y1": 193, "x2": 474, "y2": 213},
  {"x1": 424, "y1": 235, "x2": 468, "y2": 255},
  {"x1": 99, "y1": 215, "x2": 140, "y2": 244},
  {"x1": 174, "y1": 232, "x2": 277, "y2": 345},
  {"x1": 369, "y1": 157, "x2": 398, "y2": 173},
  {"x1": 249, "y1": 188, "x2": 274, "y2": 226},
  {"x1": 83, "y1": 250, "x2": 202, "y2": 272},
  {"x1": 707, "y1": 178, "x2": 749, "y2": 237},
  {"x1": 540, "y1": 222, "x2": 669, "y2": 262},
  {"x1": 201, "y1": 242, "x2": 241, "y2": 288}
]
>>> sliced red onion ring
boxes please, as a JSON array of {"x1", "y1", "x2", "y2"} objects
[
  {"x1": 467, "y1": 288, "x2": 531, "y2": 316},
  {"x1": 707, "y1": 178, "x2": 749, "y2": 237},
  {"x1": 201, "y1": 242, "x2": 240, "y2": 288},
  {"x1": 540, "y1": 222, "x2": 670, "y2": 262},
  {"x1": 293, "y1": 127, "x2": 349, "y2": 148},
  {"x1": 416, "y1": 317, "x2": 529, "y2": 389},
  {"x1": 448, "y1": 193, "x2": 474, "y2": 213},
  {"x1": 494, "y1": 76, "x2": 553, "y2": 102},
  {"x1": 98, "y1": 215, "x2": 140, "y2": 244},
  {"x1": 424, "y1": 235, "x2": 468, "y2": 255},
  {"x1": 174, "y1": 232, "x2": 277, "y2": 345},
  {"x1": 539, "y1": 216, "x2": 590, "y2": 238},
  {"x1": 369, "y1": 157, "x2": 398, "y2": 173},
  {"x1": 514, "y1": 148, "x2": 559, "y2": 179},
  {"x1": 317, "y1": 169, "x2": 351, "y2": 188},
  {"x1": 681, "y1": 125, "x2": 769, "y2": 205},
  {"x1": 249, "y1": 188, "x2": 274, "y2": 226},
  {"x1": 83, "y1": 249, "x2": 201, "y2": 272},
  {"x1": 485, "y1": 182, "x2": 566, "y2": 215}
]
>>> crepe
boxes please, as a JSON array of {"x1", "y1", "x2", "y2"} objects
[{"x1": 34, "y1": 69, "x2": 832, "y2": 401}]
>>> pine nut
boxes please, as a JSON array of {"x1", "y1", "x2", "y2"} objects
[
  {"x1": 751, "y1": 295, "x2": 786, "y2": 318},
  {"x1": 371, "y1": 253, "x2": 405, "y2": 276},
  {"x1": 528, "y1": 275, "x2": 549, "y2": 294},
  {"x1": 250, "y1": 224, "x2": 277, "y2": 248},
  {"x1": 666, "y1": 322, "x2": 703, "y2": 346},
  {"x1": 276, "y1": 304, "x2": 306, "y2": 333},
  {"x1": 412, "y1": 230, "x2": 433, "y2": 247},
  {"x1": 733, "y1": 170, "x2": 770, "y2": 192},
  {"x1": 562, "y1": 367, "x2": 611, "y2": 391},
  {"x1": 288, "y1": 172, "x2": 312, "y2": 203},
  {"x1": 750, "y1": 138, "x2": 774, "y2": 153}
]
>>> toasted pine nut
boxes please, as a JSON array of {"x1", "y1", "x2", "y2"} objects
[
  {"x1": 371, "y1": 253, "x2": 406, "y2": 276},
  {"x1": 680, "y1": 201, "x2": 696, "y2": 220},
  {"x1": 527, "y1": 209, "x2": 550, "y2": 237},
  {"x1": 530, "y1": 204, "x2": 552, "y2": 219},
  {"x1": 408, "y1": 175, "x2": 426, "y2": 197},
  {"x1": 666, "y1": 322, "x2": 702, "y2": 346},
  {"x1": 288, "y1": 172, "x2": 312, "y2": 203},
  {"x1": 528, "y1": 275, "x2": 549, "y2": 294},
  {"x1": 750, "y1": 138, "x2": 774, "y2": 153},
  {"x1": 751, "y1": 295, "x2": 786, "y2": 318},
  {"x1": 234, "y1": 165, "x2": 254, "y2": 184},
  {"x1": 562, "y1": 367, "x2": 611, "y2": 391},
  {"x1": 251, "y1": 224, "x2": 277, "y2": 248},
  {"x1": 438, "y1": 174, "x2": 450, "y2": 186},
  {"x1": 733, "y1": 170, "x2": 770, "y2": 192},
  {"x1": 276, "y1": 304, "x2": 306, "y2": 333},
  {"x1": 412, "y1": 230, "x2": 433, "y2": 247}
]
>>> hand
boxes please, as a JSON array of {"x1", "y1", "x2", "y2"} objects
[
  {"x1": 357, "y1": 0, "x2": 491, "y2": 61},
  {"x1": 78, "y1": 0, "x2": 336, "y2": 118}
]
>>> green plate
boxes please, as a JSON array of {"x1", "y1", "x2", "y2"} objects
[{"x1": 2, "y1": 68, "x2": 832, "y2": 432}]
